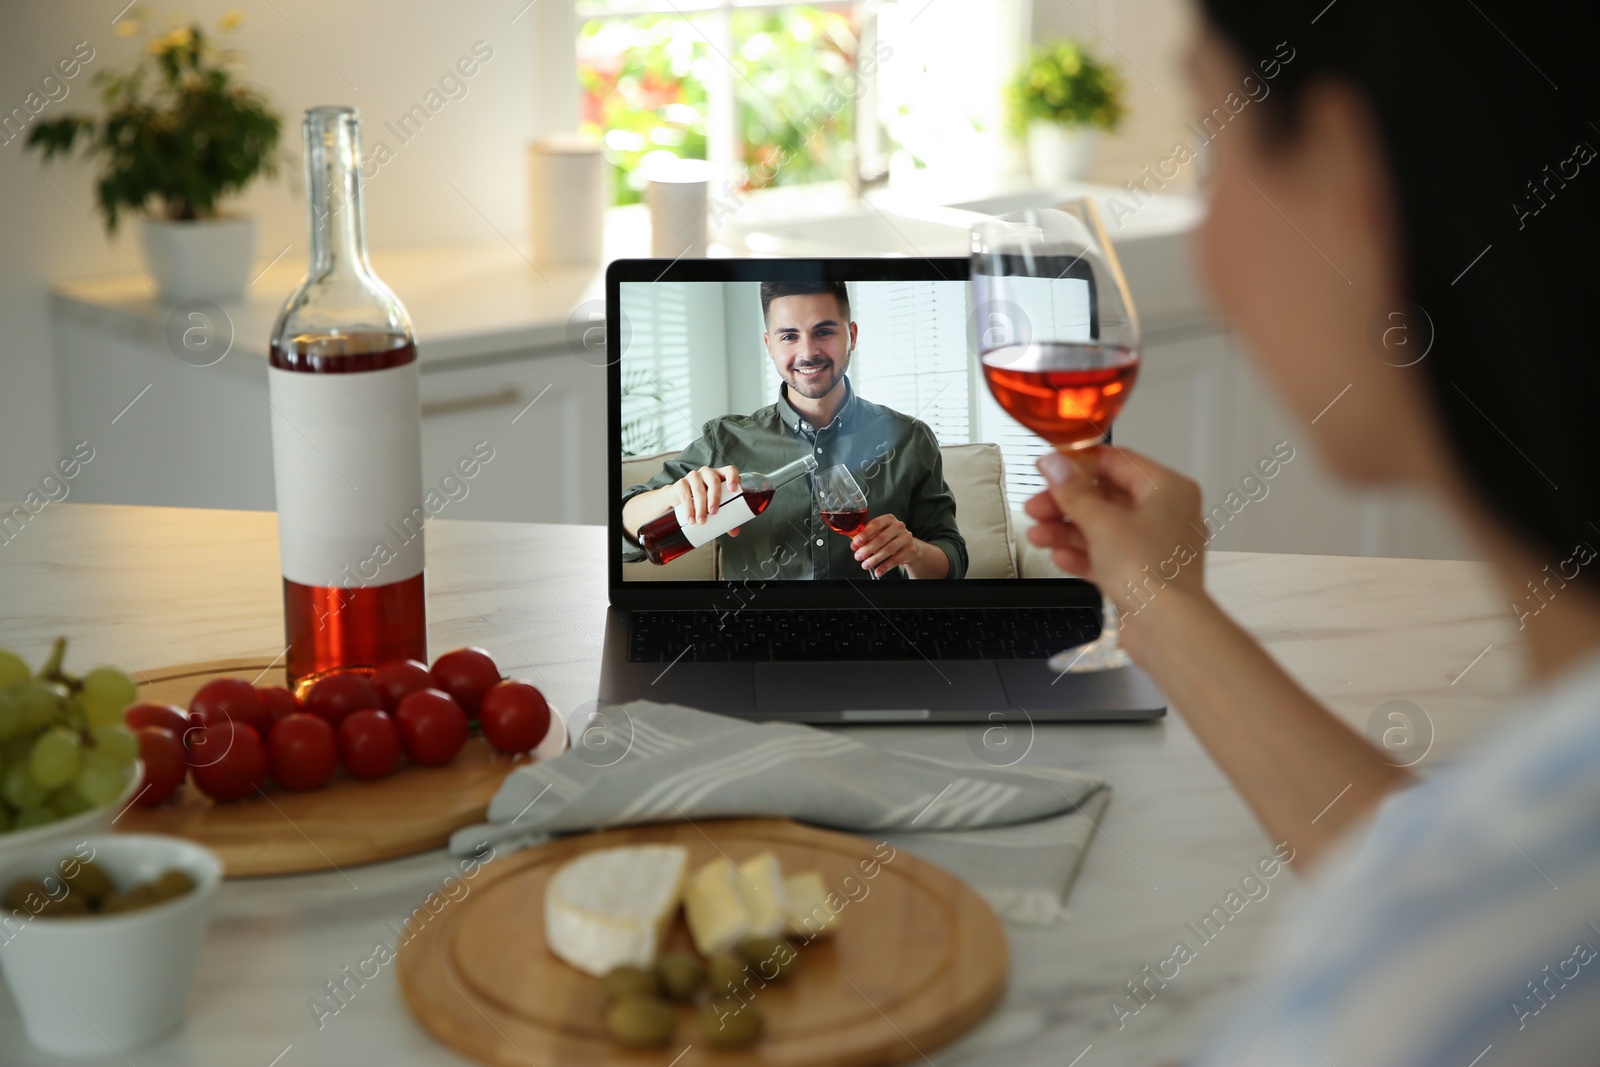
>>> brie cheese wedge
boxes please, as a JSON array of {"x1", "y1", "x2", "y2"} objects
[
  {"x1": 736, "y1": 851, "x2": 790, "y2": 938},
  {"x1": 544, "y1": 844, "x2": 688, "y2": 977},
  {"x1": 784, "y1": 870, "x2": 841, "y2": 939},
  {"x1": 683, "y1": 858, "x2": 753, "y2": 956}
]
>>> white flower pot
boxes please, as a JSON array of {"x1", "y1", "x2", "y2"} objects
[
  {"x1": 139, "y1": 216, "x2": 256, "y2": 302},
  {"x1": 1026, "y1": 123, "x2": 1098, "y2": 186}
]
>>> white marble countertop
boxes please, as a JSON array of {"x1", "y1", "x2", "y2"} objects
[{"x1": 0, "y1": 502, "x2": 1522, "y2": 1067}]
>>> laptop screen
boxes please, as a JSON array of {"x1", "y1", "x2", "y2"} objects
[{"x1": 614, "y1": 263, "x2": 1091, "y2": 585}]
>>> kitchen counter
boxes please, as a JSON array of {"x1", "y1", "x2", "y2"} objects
[{"x1": 0, "y1": 502, "x2": 1521, "y2": 1066}]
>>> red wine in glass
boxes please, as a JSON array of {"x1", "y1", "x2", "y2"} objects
[
  {"x1": 980, "y1": 342, "x2": 1140, "y2": 451},
  {"x1": 821, "y1": 507, "x2": 869, "y2": 537}
]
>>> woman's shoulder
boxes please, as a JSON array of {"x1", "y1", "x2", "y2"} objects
[{"x1": 1192, "y1": 653, "x2": 1600, "y2": 1067}]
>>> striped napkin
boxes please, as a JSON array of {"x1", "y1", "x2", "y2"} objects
[{"x1": 448, "y1": 701, "x2": 1110, "y2": 926}]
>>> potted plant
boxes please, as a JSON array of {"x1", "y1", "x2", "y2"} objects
[
  {"x1": 25, "y1": 13, "x2": 281, "y2": 302},
  {"x1": 1006, "y1": 41, "x2": 1126, "y2": 185}
]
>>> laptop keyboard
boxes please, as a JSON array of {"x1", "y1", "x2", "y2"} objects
[{"x1": 626, "y1": 607, "x2": 1100, "y2": 662}]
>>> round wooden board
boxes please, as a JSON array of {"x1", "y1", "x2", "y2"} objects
[
  {"x1": 117, "y1": 658, "x2": 568, "y2": 878},
  {"x1": 398, "y1": 818, "x2": 1008, "y2": 1067}
]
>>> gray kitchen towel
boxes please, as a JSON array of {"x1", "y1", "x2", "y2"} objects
[{"x1": 448, "y1": 700, "x2": 1110, "y2": 926}]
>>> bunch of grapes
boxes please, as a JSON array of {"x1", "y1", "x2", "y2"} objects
[{"x1": 0, "y1": 638, "x2": 140, "y2": 832}]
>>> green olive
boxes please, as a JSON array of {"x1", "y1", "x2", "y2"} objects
[
  {"x1": 601, "y1": 965, "x2": 660, "y2": 1002},
  {"x1": 605, "y1": 996, "x2": 676, "y2": 1047},
  {"x1": 653, "y1": 951, "x2": 705, "y2": 1002},
  {"x1": 152, "y1": 869, "x2": 195, "y2": 902},
  {"x1": 61, "y1": 860, "x2": 114, "y2": 904},
  {"x1": 701, "y1": 998, "x2": 764, "y2": 1048},
  {"x1": 706, "y1": 952, "x2": 747, "y2": 998},
  {"x1": 3, "y1": 878, "x2": 48, "y2": 913},
  {"x1": 737, "y1": 935, "x2": 800, "y2": 982}
]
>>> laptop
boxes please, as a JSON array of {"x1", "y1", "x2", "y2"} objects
[{"x1": 597, "y1": 256, "x2": 1167, "y2": 724}]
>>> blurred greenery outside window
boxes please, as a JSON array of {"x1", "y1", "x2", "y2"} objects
[{"x1": 578, "y1": 5, "x2": 861, "y2": 207}]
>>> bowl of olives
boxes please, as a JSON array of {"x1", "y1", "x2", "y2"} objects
[{"x1": 0, "y1": 833, "x2": 221, "y2": 1056}]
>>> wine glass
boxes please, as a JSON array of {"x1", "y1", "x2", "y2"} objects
[
  {"x1": 971, "y1": 199, "x2": 1141, "y2": 671},
  {"x1": 816, "y1": 464, "x2": 878, "y2": 580}
]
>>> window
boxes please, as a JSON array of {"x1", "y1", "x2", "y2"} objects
[{"x1": 575, "y1": 0, "x2": 1019, "y2": 206}]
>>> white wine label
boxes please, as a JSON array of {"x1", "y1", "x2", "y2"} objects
[
  {"x1": 268, "y1": 362, "x2": 425, "y2": 588},
  {"x1": 675, "y1": 494, "x2": 756, "y2": 548}
]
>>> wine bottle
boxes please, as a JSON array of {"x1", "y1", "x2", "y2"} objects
[
  {"x1": 638, "y1": 454, "x2": 818, "y2": 565},
  {"x1": 268, "y1": 107, "x2": 427, "y2": 691}
]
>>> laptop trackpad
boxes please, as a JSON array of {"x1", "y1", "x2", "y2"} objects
[{"x1": 753, "y1": 662, "x2": 1006, "y2": 715}]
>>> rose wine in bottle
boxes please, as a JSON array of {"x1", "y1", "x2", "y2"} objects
[
  {"x1": 268, "y1": 107, "x2": 427, "y2": 691},
  {"x1": 638, "y1": 454, "x2": 818, "y2": 565}
]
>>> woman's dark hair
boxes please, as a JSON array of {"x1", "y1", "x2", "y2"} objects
[{"x1": 1201, "y1": 0, "x2": 1600, "y2": 582}]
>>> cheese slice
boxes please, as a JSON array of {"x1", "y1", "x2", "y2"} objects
[
  {"x1": 785, "y1": 871, "x2": 841, "y2": 939},
  {"x1": 544, "y1": 844, "x2": 688, "y2": 977},
  {"x1": 683, "y1": 858, "x2": 752, "y2": 956},
  {"x1": 736, "y1": 851, "x2": 790, "y2": 938}
]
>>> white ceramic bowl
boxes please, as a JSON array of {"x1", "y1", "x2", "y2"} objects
[
  {"x1": 0, "y1": 760, "x2": 143, "y2": 865},
  {"x1": 0, "y1": 833, "x2": 221, "y2": 1057}
]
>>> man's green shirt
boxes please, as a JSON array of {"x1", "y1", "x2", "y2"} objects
[{"x1": 622, "y1": 378, "x2": 968, "y2": 580}]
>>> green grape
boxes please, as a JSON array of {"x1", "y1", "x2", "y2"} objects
[
  {"x1": 63, "y1": 695, "x2": 89, "y2": 731},
  {"x1": 72, "y1": 761, "x2": 123, "y2": 808},
  {"x1": 48, "y1": 784, "x2": 92, "y2": 817},
  {"x1": 13, "y1": 806, "x2": 57, "y2": 830},
  {"x1": 81, "y1": 667, "x2": 137, "y2": 728},
  {"x1": 91, "y1": 725, "x2": 139, "y2": 769},
  {"x1": 1, "y1": 736, "x2": 32, "y2": 766},
  {"x1": 3, "y1": 764, "x2": 46, "y2": 810},
  {"x1": 28, "y1": 729, "x2": 81, "y2": 791},
  {"x1": 0, "y1": 650, "x2": 28, "y2": 689},
  {"x1": 0, "y1": 691, "x2": 24, "y2": 741},
  {"x1": 9, "y1": 682, "x2": 58, "y2": 731}
]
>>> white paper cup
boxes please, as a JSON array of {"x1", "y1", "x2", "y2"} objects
[
  {"x1": 527, "y1": 134, "x2": 605, "y2": 268},
  {"x1": 0, "y1": 834, "x2": 222, "y2": 1057},
  {"x1": 643, "y1": 155, "x2": 712, "y2": 259}
]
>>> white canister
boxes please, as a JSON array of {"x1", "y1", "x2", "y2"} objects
[
  {"x1": 527, "y1": 135, "x2": 605, "y2": 268},
  {"x1": 642, "y1": 156, "x2": 712, "y2": 260}
]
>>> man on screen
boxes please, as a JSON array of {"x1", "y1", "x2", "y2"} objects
[{"x1": 620, "y1": 281, "x2": 967, "y2": 580}]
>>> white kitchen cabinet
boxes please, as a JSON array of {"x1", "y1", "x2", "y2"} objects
[{"x1": 50, "y1": 306, "x2": 608, "y2": 525}]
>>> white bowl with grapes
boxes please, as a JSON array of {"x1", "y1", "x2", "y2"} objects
[{"x1": 0, "y1": 642, "x2": 145, "y2": 858}]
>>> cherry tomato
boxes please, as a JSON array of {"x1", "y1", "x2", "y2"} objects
[
  {"x1": 304, "y1": 672, "x2": 382, "y2": 728},
  {"x1": 267, "y1": 713, "x2": 339, "y2": 791},
  {"x1": 479, "y1": 680, "x2": 552, "y2": 754},
  {"x1": 430, "y1": 648, "x2": 500, "y2": 720},
  {"x1": 133, "y1": 726, "x2": 187, "y2": 807},
  {"x1": 188, "y1": 722, "x2": 268, "y2": 803},
  {"x1": 393, "y1": 689, "x2": 469, "y2": 766},
  {"x1": 124, "y1": 702, "x2": 188, "y2": 736},
  {"x1": 256, "y1": 686, "x2": 303, "y2": 729},
  {"x1": 189, "y1": 677, "x2": 271, "y2": 739},
  {"x1": 372, "y1": 659, "x2": 435, "y2": 714},
  {"x1": 338, "y1": 709, "x2": 401, "y2": 780}
]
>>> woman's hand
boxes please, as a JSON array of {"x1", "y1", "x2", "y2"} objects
[{"x1": 1024, "y1": 447, "x2": 1208, "y2": 633}]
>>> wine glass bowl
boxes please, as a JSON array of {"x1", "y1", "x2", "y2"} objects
[
  {"x1": 971, "y1": 199, "x2": 1141, "y2": 671},
  {"x1": 816, "y1": 465, "x2": 875, "y2": 578},
  {"x1": 979, "y1": 341, "x2": 1140, "y2": 452}
]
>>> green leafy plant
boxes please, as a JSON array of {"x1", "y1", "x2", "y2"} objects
[
  {"x1": 578, "y1": 6, "x2": 858, "y2": 207},
  {"x1": 1005, "y1": 41, "x2": 1126, "y2": 137},
  {"x1": 24, "y1": 14, "x2": 281, "y2": 231}
]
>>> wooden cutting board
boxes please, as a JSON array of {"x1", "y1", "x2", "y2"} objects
[
  {"x1": 398, "y1": 818, "x2": 1008, "y2": 1067},
  {"x1": 117, "y1": 658, "x2": 567, "y2": 878}
]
